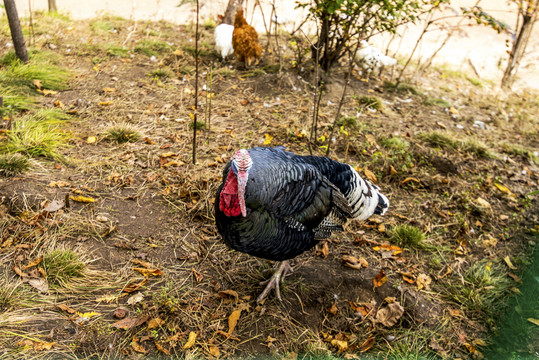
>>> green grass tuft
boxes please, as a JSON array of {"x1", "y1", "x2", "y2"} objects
[
  {"x1": 379, "y1": 136, "x2": 409, "y2": 152},
  {"x1": 149, "y1": 68, "x2": 173, "y2": 79},
  {"x1": 105, "y1": 44, "x2": 129, "y2": 58},
  {"x1": 424, "y1": 97, "x2": 451, "y2": 107},
  {"x1": 1, "y1": 109, "x2": 70, "y2": 159},
  {"x1": 390, "y1": 224, "x2": 425, "y2": 248},
  {"x1": 502, "y1": 144, "x2": 539, "y2": 164},
  {"x1": 358, "y1": 95, "x2": 383, "y2": 110},
  {"x1": 42, "y1": 249, "x2": 85, "y2": 286},
  {"x1": 447, "y1": 260, "x2": 512, "y2": 317},
  {"x1": 0, "y1": 153, "x2": 30, "y2": 176},
  {"x1": 460, "y1": 138, "x2": 490, "y2": 158},
  {"x1": 106, "y1": 123, "x2": 141, "y2": 143},
  {"x1": 0, "y1": 50, "x2": 71, "y2": 93},
  {"x1": 135, "y1": 40, "x2": 175, "y2": 57},
  {"x1": 0, "y1": 275, "x2": 27, "y2": 312},
  {"x1": 418, "y1": 131, "x2": 457, "y2": 150}
]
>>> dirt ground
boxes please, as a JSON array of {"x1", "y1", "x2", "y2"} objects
[{"x1": 0, "y1": 12, "x2": 538, "y2": 359}]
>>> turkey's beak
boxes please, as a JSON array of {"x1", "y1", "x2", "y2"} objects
[{"x1": 236, "y1": 171, "x2": 248, "y2": 217}]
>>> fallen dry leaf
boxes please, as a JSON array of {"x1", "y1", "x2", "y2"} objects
[
  {"x1": 375, "y1": 302, "x2": 404, "y2": 327},
  {"x1": 155, "y1": 341, "x2": 171, "y2": 355},
  {"x1": 527, "y1": 318, "x2": 539, "y2": 326},
  {"x1": 330, "y1": 339, "x2": 348, "y2": 352},
  {"x1": 360, "y1": 335, "x2": 374, "y2": 352},
  {"x1": 401, "y1": 177, "x2": 420, "y2": 186},
  {"x1": 112, "y1": 315, "x2": 149, "y2": 330},
  {"x1": 208, "y1": 345, "x2": 221, "y2": 357},
  {"x1": 13, "y1": 265, "x2": 26, "y2": 278},
  {"x1": 373, "y1": 269, "x2": 387, "y2": 289},
  {"x1": 183, "y1": 331, "x2": 197, "y2": 349},
  {"x1": 147, "y1": 318, "x2": 165, "y2": 330},
  {"x1": 327, "y1": 303, "x2": 339, "y2": 315},
  {"x1": 123, "y1": 277, "x2": 148, "y2": 293},
  {"x1": 503, "y1": 256, "x2": 517, "y2": 270},
  {"x1": 43, "y1": 200, "x2": 64, "y2": 213},
  {"x1": 87, "y1": 136, "x2": 97, "y2": 144},
  {"x1": 131, "y1": 337, "x2": 146, "y2": 354},
  {"x1": 341, "y1": 255, "x2": 368, "y2": 269},
  {"x1": 317, "y1": 241, "x2": 329, "y2": 258},
  {"x1": 218, "y1": 289, "x2": 239, "y2": 302},
  {"x1": 127, "y1": 292, "x2": 144, "y2": 305},
  {"x1": 263, "y1": 133, "x2": 273, "y2": 146},
  {"x1": 57, "y1": 303, "x2": 77, "y2": 314},
  {"x1": 192, "y1": 268, "x2": 203, "y2": 283},
  {"x1": 28, "y1": 278, "x2": 49, "y2": 293},
  {"x1": 70, "y1": 195, "x2": 96, "y2": 203},
  {"x1": 363, "y1": 168, "x2": 377, "y2": 184},
  {"x1": 133, "y1": 267, "x2": 163, "y2": 276},
  {"x1": 22, "y1": 255, "x2": 43, "y2": 270},
  {"x1": 416, "y1": 273, "x2": 432, "y2": 290},
  {"x1": 226, "y1": 309, "x2": 242, "y2": 336}
]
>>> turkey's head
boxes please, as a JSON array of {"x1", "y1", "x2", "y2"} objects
[{"x1": 220, "y1": 149, "x2": 252, "y2": 217}]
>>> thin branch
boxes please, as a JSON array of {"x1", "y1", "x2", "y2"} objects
[{"x1": 192, "y1": 0, "x2": 199, "y2": 165}]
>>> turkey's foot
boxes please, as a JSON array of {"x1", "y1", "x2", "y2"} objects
[{"x1": 257, "y1": 260, "x2": 292, "y2": 303}]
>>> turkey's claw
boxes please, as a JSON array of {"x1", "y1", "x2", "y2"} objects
[{"x1": 257, "y1": 260, "x2": 292, "y2": 303}]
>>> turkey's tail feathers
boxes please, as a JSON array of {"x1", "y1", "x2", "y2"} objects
[{"x1": 374, "y1": 192, "x2": 389, "y2": 216}]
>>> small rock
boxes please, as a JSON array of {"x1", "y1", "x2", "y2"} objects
[{"x1": 113, "y1": 308, "x2": 127, "y2": 319}]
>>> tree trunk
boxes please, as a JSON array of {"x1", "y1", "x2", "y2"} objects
[
  {"x1": 222, "y1": 0, "x2": 244, "y2": 25},
  {"x1": 3, "y1": 0, "x2": 29, "y2": 63},
  {"x1": 501, "y1": 8, "x2": 537, "y2": 88},
  {"x1": 48, "y1": 0, "x2": 58, "y2": 12}
]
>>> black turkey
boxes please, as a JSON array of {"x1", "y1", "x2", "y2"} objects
[{"x1": 215, "y1": 147, "x2": 389, "y2": 302}]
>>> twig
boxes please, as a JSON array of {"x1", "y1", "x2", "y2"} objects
[
  {"x1": 192, "y1": 0, "x2": 200, "y2": 165},
  {"x1": 325, "y1": 40, "x2": 360, "y2": 157},
  {"x1": 122, "y1": 20, "x2": 138, "y2": 47}
]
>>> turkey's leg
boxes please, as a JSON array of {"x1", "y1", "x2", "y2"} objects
[{"x1": 257, "y1": 260, "x2": 292, "y2": 303}]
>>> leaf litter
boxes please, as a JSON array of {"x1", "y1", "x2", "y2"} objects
[{"x1": 0, "y1": 11, "x2": 537, "y2": 360}]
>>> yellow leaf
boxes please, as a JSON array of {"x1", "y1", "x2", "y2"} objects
[
  {"x1": 22, "y1": 255, "x2": 43, "y2": 270},
  {"x1": 98, "y1": 101, "x2": 112, "y2": 106},
  {"x1": 494, "y1": 183, "x2": 514, "y2": 197},
  {"x1": 449, "y1": 107, "x2": 459, "y2": 115},
  {"x1": 226, "y1": 309, "x2": 242, "y2": 336},
  {"x1": 364, "y1": 168, "x2": 377, "y2": 184},
  {"x1": 33, "y1": 79, "x2": 42, "y2": 89},
  {"x1": 317, "y1": 135, "x2": 326, "y2": 142},
  {"x1": 76, "y1": 311, "x2": 101, "y2": 319},
  {"x1": 503, "y1": 256, "x2": 517, "y2": 270},
  {"x1": 53, "y1": 100, "x2": 64, "y2": 108},
  {"x1": 102, "y1": 87, "x2": 116, "y2": 93},
  {"x1": 527, "y1": 318, "x2": 539, "y2": 326},
  {"x1": 87, "y1": 136, "x2": 97, "y2": 144},
  {"x1": 133, "y1": 267, "x2": 163, "y2": 276},
  {"x1": 263, "y1": 133, "x2": 273, "y2": 146},
  {"x1": 183, "y1": 331, "x2": 197, "y2": 349},
  {"x1": 208, "y1": 346, "x2": 221, "y2": 357},
  {"x1": 70, "y1": 195, "x2": 96, "y2": 203},
  {"x1": 330, "y1": 339, "x2": 348, "y2": 352},
  {"x1": 416, "y1": 274, "x2": 432, "y2": 290},
  {"x1": 173, "y1": 49, "x2": 184, "y2": 56},
  {"x1": 39, "y1": 89, "x2": 58, "y2": 96}
]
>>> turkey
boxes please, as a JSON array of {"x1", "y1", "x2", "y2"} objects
[
  {"x1": 356, "y1": 40, "x2": 397, "y2": 78},
  {"x1": 215, "y1": 147, "x2": 389, "y2": 302}
]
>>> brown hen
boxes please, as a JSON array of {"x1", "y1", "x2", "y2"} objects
[{"x1": 232, "y1": 10, "x2": 262, "y2": 67}]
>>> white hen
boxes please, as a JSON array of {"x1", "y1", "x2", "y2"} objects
[
  {"x1": 356, "y1": 40, "x2": 397, "y2": 76},
  {"x1": 214, "y1": 23, "x2": 234, "y2": 60}
]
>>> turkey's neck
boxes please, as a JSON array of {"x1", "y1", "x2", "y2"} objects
[{"x1": 219, "y1": 171, "x2": 242, "y2": 217}]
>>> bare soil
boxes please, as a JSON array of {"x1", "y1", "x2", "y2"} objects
[{"x1": 0, "y1": 13, "x2": 538, "y2": 359}]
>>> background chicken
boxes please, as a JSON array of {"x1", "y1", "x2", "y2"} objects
[
  {"x1": 232, "y1": 9, "x2": 262, "y2": 67},
  {"x1": 214, "y1": 23, "x2": 234, "y2": 60},
  {"x1": 356, "y1": 40, "x2": 397, "y2": 78}
]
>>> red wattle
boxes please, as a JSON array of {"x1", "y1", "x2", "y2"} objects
[{"x1": 219, "y1": 171, "x2": 242, "y2": 217}]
